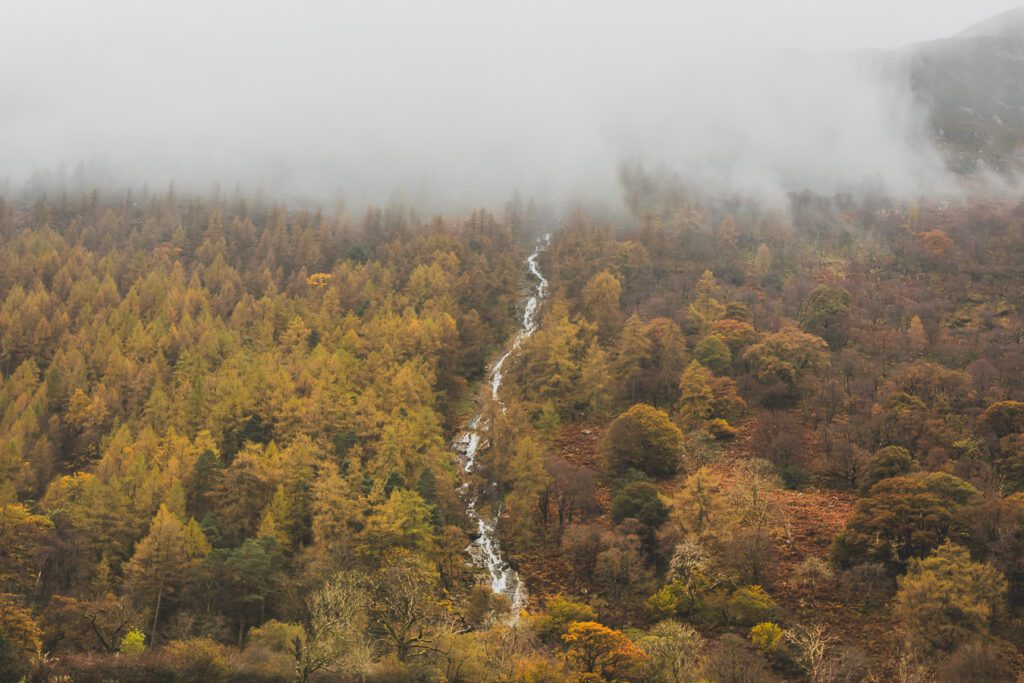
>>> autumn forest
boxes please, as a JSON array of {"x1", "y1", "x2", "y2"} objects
[{"x1": 0, "y1": 173, "x2": 1023, "y2": 683}]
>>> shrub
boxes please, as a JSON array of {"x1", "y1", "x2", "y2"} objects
[
  {"x1": 157, "y1": 638, "x2": 233, "y2": 683},
  {"x1": 704, "y1": 634, "x2": 779, "y2": 683},
  {"x1": 705, "y1": 418, "x2": 737, "y2": 440},
  {"x1": 794, "y1": 557, "x2": 833, "y2": 594},
  {"x1": 837, "y1": 562, "x2": 894, "y2": 608},
  {"x1": 531, "y1": 595, "x2": 598, "y2": 644},
  {"x1": 241, "y1": 620, "x2": 304, "y2": 677},
  {"x1": 725, "y1": 586, "x2": 779, "y2": 626},
  {"x1": 749, "y1": 622, "x2": 783, "y2": 652},
  {"x1": 781, "y1": 465, "x2": 810, "y2": 490},
  {"x1": 118, "y1": 629, "x2": 146, "y2": 657},
  {"x1": 645, "y1": 583, "x2": 685, "y2": 621},
  {"x1": 611, "y1": 481, "x2": 668, "y2": 528},
  {"x1": 934, "y1": 639, "x2": 1018, "y2": 682}
]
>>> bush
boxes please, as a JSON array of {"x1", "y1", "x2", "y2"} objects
[
  {"x1": 749, "y1": 622, "x2": 783, "y2": 652},
  {"x1": 611, "y1": 481, "x2": 668, "y2": 528},
  {"x1": 781, "y1": 465, "x2": 810, "y2": 490},
  {"x1": 705, "y1": 418, "x2": 737, "y2": 440},
  {"x1": 157, "y1": 638, "x2": 233, "y2": 683},
  {"x1": 531, "y1": 595, "x2": 598, "y2": 644},
  {"x1": 240, "y1": 620, "x2": 304, "y2": 677},
  {"x1": 934, "y1": 639, "x2": 1018, "y2": 682},
  {"x1": 118, "y1": 629, "x2": 146, "y2": 657},
  {"x1": 704, "y1": 634, "x2": 779, "y2": 683},
  {"x1": 837, "y1": 562, "x2": 894, "y2": 609},
  {"x1": 725, "y1": 586, "x2": 779, "y2": 626},
  {"x1": 603, "y1": 404, "x2": 684, "y2": 479}
]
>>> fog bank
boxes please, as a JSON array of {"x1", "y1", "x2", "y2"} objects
[{"x1": 3, "y1": 1, "x2": 1020, "y2": 207}]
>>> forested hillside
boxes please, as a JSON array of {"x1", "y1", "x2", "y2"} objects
[{"x1": 3, "y1": 182, "x2": 1024, "y2": 681}]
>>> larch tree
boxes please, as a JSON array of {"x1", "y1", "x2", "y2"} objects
[
  {"x1": 895, "y1": 542, "x2": 1006, "y2": 655},
  {"x1": 677, "y1": 361, "x2": 715, "y2": 429},
  {"x1": 124, "y1": 504, "x2": 206, "y2": 641},
  {"x1": 582, "y1": 270, "x2": 623, "y2": 342},
  {"x1": 689, "y1": 269, "x2": 726, "y2": 327}
]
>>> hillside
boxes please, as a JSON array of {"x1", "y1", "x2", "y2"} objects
[
  {"x1": 899, "y1": 6, "x2": 1024, "y2": 172},
  {"x1": 5, "y1": 7, "x2": 1024, "y2": 683}
]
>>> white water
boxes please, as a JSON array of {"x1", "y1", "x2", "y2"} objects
[{"x1": 452, "y1": 234, "x2": 549, "y2": 614}]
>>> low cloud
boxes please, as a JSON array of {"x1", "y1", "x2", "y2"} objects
[{"x1": 0, "y1": 1, "x2": 990, "y2": 208}]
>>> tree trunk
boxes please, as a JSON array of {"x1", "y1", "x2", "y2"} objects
[{"x1": 150, "y1": 575, "x2": 164, "y2": 643}]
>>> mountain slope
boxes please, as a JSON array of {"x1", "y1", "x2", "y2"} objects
[{"x1": 900, "y1": 7, "x2": 1024, "y2": 172}]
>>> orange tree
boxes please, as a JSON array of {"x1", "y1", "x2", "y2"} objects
[{"x1": 562, "y1": 620, "x2": 647, "y2": 681}]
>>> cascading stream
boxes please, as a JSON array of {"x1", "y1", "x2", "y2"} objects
[{"x1": 452, "y1": 234, "x2": 549, "y2": 614}]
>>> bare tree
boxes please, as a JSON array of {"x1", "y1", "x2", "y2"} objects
[{"x1": 293, "y1": 571, "x2": 372, "y2": 683}]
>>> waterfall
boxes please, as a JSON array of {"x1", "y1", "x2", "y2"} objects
[{"x1": 452, "y1": 234, "x2": 549, "y2": 614}]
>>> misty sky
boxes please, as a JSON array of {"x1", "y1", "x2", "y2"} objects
[{"x1": 2, "y1": 0, "x2": 1021, "y2": 206}]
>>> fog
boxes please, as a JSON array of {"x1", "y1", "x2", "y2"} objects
[{"x1": 2, "y1": 0, "x2": 1021, "y2": 207}]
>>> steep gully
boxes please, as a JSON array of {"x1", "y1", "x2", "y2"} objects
[{"x1": 452, "y1": 234, "x2": 550, "y2": 614}]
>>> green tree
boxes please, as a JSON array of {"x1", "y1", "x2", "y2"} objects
[
  {"x1": 693, "y1": 335, "x2": 732, "y2": 375},
  {"x1": 860, "y1": 445, "x2": 916, "y2": 492},
  {"x1": 743, "y1": 327, "x2": 829, "y2": 402},
  {"x1": 611, "y1": 481, "x2": 669, "y2": 529},
  {"x1": 834, "y1": 472, "x2": 976, "y2": 571},
  {"x1": 363, "y1": 489, "x2": 436, "y2": 553},
  {"x1": 639, "y1": 620, "x2": 704, "y2": 683},
  {"x1": 615, "y1": 314, "x2": 652, "y2": 405},
  {"x1": 578, "y1": 339, "x2": 615, "y2": 419},
  {"x1": 603, "y1": 404, "x2": 684, "y2": 479},
  {"x1": 530, "y1": 594, "x2": 598, "y2": 644},
  {"x1": 801, "y1": 285, "x2": 851, "y2": 348},
  {"x1": 0, "y1": 503, "x2": 53, "y2": 594},
  {"x1": 0, "y1": 595, "x2": 41, "y2": 682}
]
